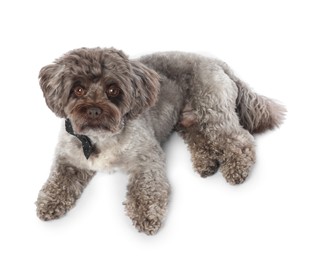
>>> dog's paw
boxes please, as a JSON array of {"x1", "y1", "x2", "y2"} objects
[
  {"x1": 132, "y1": 214, "x2": 162, "y2": 235},
  {"x1": 196, "y1": 160, "x2": 220, "y2": 178},
  {"x1": 36, "y1": 200, "x2": 67, "y2": 221},
  {"x1": 36, "y1": 197, "x2": 69, "y2": 221},
  {"x1": 223, "y1": 169, "x2": 249, "y2": 185},
  {"x1": 221, "y1": 156, "x2": 252, "y2": 185},
  {"x1": 221, "y1": 147, "x2": 255, "y2": 185},
  {"x1": 124, "y1": 199, "x2": 166, "y2": 235},
  {"x1": 36, "y1": 191, "x2": 74, "y2": 221}
]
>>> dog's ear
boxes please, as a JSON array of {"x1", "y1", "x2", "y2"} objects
[
  {"x1": 39, "y1": 63, "x2": 69, "y2": 118},
  {"x1": 128, "y1": 61, "x2": 160, "y2": 119}
]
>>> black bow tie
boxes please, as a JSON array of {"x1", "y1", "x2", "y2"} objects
[{"x1": 65, "y1": 119, "x2": 95, "y2": 159}]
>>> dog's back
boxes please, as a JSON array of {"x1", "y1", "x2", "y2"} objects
[{"x1": 140, "y1": 51, "x2": 286, "y2": 135}]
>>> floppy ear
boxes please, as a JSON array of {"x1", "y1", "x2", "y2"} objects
[
  {"x1": 39, "y1": 63, "x2": 69, "y2": 118},
  {"x1": 128, "y1": 61, "x2": 160, "y2": 119}
]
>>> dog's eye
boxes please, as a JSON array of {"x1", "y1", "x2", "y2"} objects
[
  {"x1": 106, "y1": 84, "x2": 121, "y2": 98},
  {"x1": 74, "y1": 86, "x2": 86, "y2": 97}
]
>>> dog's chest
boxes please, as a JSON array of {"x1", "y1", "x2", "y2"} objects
[{"x1": 87, "y1": 145, "x2": 119, "y2": 172}]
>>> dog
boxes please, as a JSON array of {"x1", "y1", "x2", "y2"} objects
[{"x1": 36, "y1": 47, "x2": 285, "y2": 235}]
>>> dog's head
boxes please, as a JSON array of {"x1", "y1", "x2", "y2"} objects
[{"x1": 39, "y1": 47, "x2": 159, "y2": 135}]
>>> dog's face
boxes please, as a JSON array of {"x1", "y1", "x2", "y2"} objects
[{"x1": 39, "y1": 48, "x2": 160, "y2": 135}]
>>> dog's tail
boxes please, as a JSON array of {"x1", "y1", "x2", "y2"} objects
[{"x1": 219, "y1": 61, "x2": 286, "y2": 134}]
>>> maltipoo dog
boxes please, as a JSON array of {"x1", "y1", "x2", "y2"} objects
[{"x1": 36, "y1": 48, "x2": 285, "y2": 235}]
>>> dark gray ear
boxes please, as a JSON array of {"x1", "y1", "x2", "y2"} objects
[
  {"x1": 39, "y1": 63, "x2": 69, "y2": 118},
  {"x1": 128, "y1": 61, "x2": 160, "y2": 119}
]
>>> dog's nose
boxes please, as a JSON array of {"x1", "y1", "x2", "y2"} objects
[{"x1": 87, "y1": 107, "x2": 102, "y2": 119}]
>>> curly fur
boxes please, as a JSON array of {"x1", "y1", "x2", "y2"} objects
[
  {"x1": 36, "y1": 48, "x2": 285, "y2": 235},
  {"x1": 220, "y1": 62, "x2": 286, "y2": 134}
]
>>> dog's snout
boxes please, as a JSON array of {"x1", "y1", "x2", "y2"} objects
[{"x1": 87, "y1": 107, "x2": 102, "y2": 119}]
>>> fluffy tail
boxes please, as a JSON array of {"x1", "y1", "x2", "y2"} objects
[{"x1": 219, "y1": 61, "x2": 286, "y2": 134}]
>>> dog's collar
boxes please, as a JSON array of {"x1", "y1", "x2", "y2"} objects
[{"x1": 65, "y1": 119, "x2": 95, "y2": 159}]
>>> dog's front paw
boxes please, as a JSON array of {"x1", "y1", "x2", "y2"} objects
[
  {"x1": 36, "y1": 190, "x2": 75, "y2": 221},
  {"x1": 124, "y1": 199, "x2": 167, "y2": 235},
  {"x1": 132, "y1": 213, "x2": 162, "y2": 235},
  {"x1": 36, "y1": 198, "x2": 67, "y2": 221}
]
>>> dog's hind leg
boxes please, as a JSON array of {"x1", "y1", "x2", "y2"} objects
[
  {"x1": 177, "y1": 66, "x2": 256, "y2": 184},
  {"x1": 178, "y1": 105, "x2": 256, "y2": 184},
  {"x1": 177, "y1": 104, "x2": 221, "y2": 178}
]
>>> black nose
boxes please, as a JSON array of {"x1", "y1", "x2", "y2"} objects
[{"x1": 87, "y1": 107, "x2": 102, "y2": 119}]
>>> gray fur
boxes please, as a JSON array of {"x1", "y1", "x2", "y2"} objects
[{"x1": 36, "y1": 48, "x2": 285, "y2": 235}]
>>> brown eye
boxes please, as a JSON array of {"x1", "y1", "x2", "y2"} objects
[
  {"x1": 74, "y1": 86, "x2": 86, "y2": 97},
  {"x1": 106, "y1": 84, "x2": 121, "y2": 98}
]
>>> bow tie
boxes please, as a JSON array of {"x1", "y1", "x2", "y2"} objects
[{"x1": 65, "y1": 119, "x2": 95, "y2": 159}]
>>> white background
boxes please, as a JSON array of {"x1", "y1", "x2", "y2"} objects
[{"x1": 1, "y1": 0, "x2": 323, "y2": 259}]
